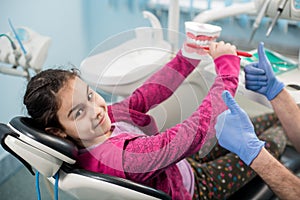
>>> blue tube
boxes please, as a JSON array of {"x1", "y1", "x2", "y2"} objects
[
  {"x1": 8, "y1": 18, "x2": 27, "y2": 55},
  {"x1": 35, "y1": 172, "x2": 41, "y2": 200},
  {"x1": 54, "y1": 172, "x2": 59, "y2": 200}
]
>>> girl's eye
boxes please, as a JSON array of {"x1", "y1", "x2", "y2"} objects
[
  {"x1": 88, "y1": 92, "x2": 93, "y2": 101},
  {"x1": 75, "y1": 109, "x2": 83, "y2": 119}
]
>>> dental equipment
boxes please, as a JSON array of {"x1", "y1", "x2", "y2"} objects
[
  {"x1": 191, "y1": 0, "x2": 300, "y2": 41},
  {"x1": 8, "y1": 19, "x2": 27, "y2": 55},
  {"x1": 252, "y1": 0, "x2": 300, "y2": 21},
  {"x1": 241, "y1": 47, "x2": 298, "y2": 75},
  {"x1": 0, "y1": 117, "x2": 171, "y2": 200},
  {"x1": 183, "y1": 21, "x2": 221, "y2": 59},
  {"x1": 183, "y1": 21, "x2": 252, "y2": 58},
  {"x1": 0, "y1": 22, "x2": 51, "y2": 80},
  {"x1": 193, "y1": 2, "x2": 256, "y2": 23},
  {"x1": 249, "y1": 0, "x2": 271, "y2": 42},
  {"x1": 2, "y1": 116, "x2": 300, "y2": 200},
  {"x1": 192, "y1": 0, "x2": 300, "y2": 23},
  {"x1": 266, "y1": 0, "x2": 289, "y2": 37},
  {"x1": 0, "y1": 33, "x2": 17, "y2": 50}
]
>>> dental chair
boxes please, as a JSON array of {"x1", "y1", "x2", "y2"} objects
[
  {"x1": 0, "y1": 116, "x2": 171, "y2": 200},
  {"x1": 1, "y1": 116, "x2": 300, "y2": 200}
]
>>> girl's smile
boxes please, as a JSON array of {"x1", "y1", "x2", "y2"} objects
[{"x1": 56, "y1": 77, "x2": 112, "y2": 147}]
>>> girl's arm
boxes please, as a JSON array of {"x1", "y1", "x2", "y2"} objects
[
  {"x1": 115, "y1": 51, "x2": 200, "y2": 113},
  {"x1": 123, "y1": 53, "x2": 240, "y2": 182}
]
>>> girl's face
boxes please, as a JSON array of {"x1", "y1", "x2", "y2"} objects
[{"x1": 56, "y1": 77, "x2": 112, "y2": 147}]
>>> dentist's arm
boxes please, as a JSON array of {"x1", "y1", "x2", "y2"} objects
[
  {"x1": 244, "y1": 42, "x2": 300, "y2": 152},
  {"x1": 215, "y1": 90, "x2": 300, "y2": 200},
  {"x1": 270, "y1": 89, "x2": 300, "y2": 152},
  {"x1": 251, "y1": 147, "x2": 300, "y2": 200}
]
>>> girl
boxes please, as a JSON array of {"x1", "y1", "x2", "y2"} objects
[{"x1": 23, "y1": 41, "x2": 285, "y2": 199}]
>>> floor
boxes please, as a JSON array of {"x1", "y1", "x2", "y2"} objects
[{"x1": 0, "y1": 166, "x2": 76, "y2": 200}]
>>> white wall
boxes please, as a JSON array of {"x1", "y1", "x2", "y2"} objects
[
  {"x1": 0, "y1": 0, "x2": 87, "y2": 123},
  {"x1": 0, "y1": 0, "x2": 151, "y2": 124},
  {"x1": 0, "y1": 0, "x2": 151, "y2": 181}
]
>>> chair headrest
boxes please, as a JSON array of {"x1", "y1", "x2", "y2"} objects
[
  {"x1": 0, "y1": 116, "x2": 78, "y2": 177},
  {"x1": 10, "y1": 116, "x2": 78, "y2": 159}
]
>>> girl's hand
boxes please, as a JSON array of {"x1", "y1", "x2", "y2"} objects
[{"x1": 208, "y1": 41, "x2": 237, "y2": 59}]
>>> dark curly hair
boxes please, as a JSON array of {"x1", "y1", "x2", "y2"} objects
[{"x1": 23, "y1": 68, "x2": 79, "y2": 130}]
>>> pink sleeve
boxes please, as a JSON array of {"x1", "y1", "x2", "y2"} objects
[
  {"x1": 116, "y1": 51, "x2": 200, "y2": 113},
  {"x1": 123, "y1": 55, "x2": 240, "y2": 182}
]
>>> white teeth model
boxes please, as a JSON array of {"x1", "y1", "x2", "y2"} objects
[
  {"x1": 185, "y1": 21, "x2": 222, "y2": 46},
  {"x1": 182, "y1": 21, "x2": 222, "y2": 59}
]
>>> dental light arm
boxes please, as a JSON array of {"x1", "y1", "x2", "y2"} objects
[{"x1": 0, "y1": 26, "x2": 51, "y2": 80}]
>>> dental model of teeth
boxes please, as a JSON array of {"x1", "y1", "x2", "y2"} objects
[
  {"x1": 185, "y1": 22, "x2": 222, "y2": 46},
  {"x1": 182, "y1": 21, "x2": 222, "y2": 59}
]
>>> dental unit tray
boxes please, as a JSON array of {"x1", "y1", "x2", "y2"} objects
[{"x1": 241, "y1": 48, "x2": 298, "y2": 75}]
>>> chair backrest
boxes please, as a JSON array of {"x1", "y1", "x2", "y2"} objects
[{"x1": 0, "y1": 116, "x2": 77, "y2": 177}]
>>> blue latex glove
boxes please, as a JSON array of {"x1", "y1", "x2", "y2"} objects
[
  {"x1": 244, "y1": 42, "x2": 284, "y2": 100},
  {"x1": 215, "y1": 90, "x2": 265, "y2": 165}
]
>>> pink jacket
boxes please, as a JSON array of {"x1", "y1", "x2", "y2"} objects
[{"x1": 77, "y1": 51, "x2": 240, "y2": 199}]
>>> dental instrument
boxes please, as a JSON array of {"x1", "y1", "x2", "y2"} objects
[
  {"x1": 0, "y1": 33, "x2": 17, "y2": 50},
  {"x1": 266, "y1": 0, "x2": 289, "y2": 37},
  {"x1": 254, "y1": 0, "x2": 300, "y2": 21},
  {"x1": 192, "y1": 0, "x2": 300, "y2": 26},
  {"x1": 249, "y1": 0, "x2": 271, "y2": 42},
  {"x1": 0, "y1": 21, "x2": 51, "y2": 80},
  {"x1": 241, "y1": 47, "x2": 298, "y2": 75},
  {"x1": 8, "y1": 18, "x2": 27, "y2": 55}
]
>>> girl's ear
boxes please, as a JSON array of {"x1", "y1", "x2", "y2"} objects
[{"x1": 45, "y1": 127, "x2": 68, "y2": 138}]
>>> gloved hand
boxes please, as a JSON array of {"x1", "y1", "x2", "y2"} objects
[
  {"x1": 215, "y1": 90, "x2": 265, "y2": 165},
  {"x1": 244, "y1": 42, "x2": 284, "y2": 100}
]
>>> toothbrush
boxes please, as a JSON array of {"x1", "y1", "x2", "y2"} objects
[{"x1": 186, "y1": 43, "x2": 252, "y2": 57}]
